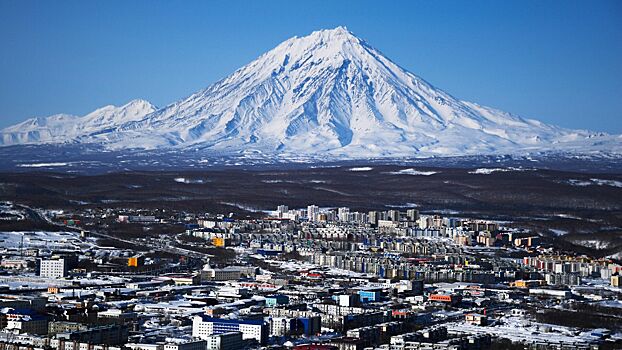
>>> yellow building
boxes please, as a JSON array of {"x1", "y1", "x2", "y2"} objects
[
  {"x1": 511, "y1": 280, "x2": 543, "y2": 288},
  {"x1": 212, "y1": 237, "x2": 227, "y2": 247},
  {"x1": 612, "y1": 275, "x2": 620, "y2": 288}
]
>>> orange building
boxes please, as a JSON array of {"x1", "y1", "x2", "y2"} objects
[
  {"x1": 127, "y1": 256, "x2": 144, "y2": 267},
  {"x1": 428, "y1": 293, "x2": 461, "y2": 305}
]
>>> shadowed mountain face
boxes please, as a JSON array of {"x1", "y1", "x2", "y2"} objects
[{"x1": 1, "y1": 27, "x2": 620, "y2": 158}]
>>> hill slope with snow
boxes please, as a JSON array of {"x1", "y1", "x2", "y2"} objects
[
  {"x1": 0, "y1": 99, "x2": 156, "y2": 146},
  {"x1": 1, "y1": 27, "x2": 620, "y2": 158}
]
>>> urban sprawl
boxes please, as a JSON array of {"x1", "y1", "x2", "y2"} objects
[{"x1": 0, "y1": 202, "x2": 621, "y2": 350}]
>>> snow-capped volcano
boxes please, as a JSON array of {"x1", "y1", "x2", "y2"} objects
[{"x1": 1, "y1": 27, "x2": 620, "y2": 157}]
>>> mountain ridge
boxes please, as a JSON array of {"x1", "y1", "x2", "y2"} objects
[
  {"x1": 1, "y1": 27, "x2": 620, "y2": 157},
  {"x1": 1, "y1": 99, "x2": 157, "y2": 146}
]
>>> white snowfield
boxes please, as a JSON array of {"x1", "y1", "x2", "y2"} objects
[{"x1": 1, "y1": 27, "x2": 620, "y2": 158}]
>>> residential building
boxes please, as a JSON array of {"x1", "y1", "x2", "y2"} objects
[
  {"x1": 192, "y1": 316, "x2": 268, "y2": 344},
  {"x1": 39, "y1": 258, "x2": 67, "y2": 278}
]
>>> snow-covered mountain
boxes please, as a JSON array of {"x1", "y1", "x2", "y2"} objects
[
  {"x1": 0, "y1": 99, "x2": 156, "y2": 146},
  {"x1": 1, "y1": 27, "x2": 620, "y2": 157}
]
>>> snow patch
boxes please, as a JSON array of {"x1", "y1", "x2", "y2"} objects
[
  {"x1": 572, "y1": 239, "x2": 612, "y2": 249},
  {"x1": 469, "y1": 167, "x2": 533, "y2": 174},
  {"x1": 17, "y1": 162, "x2": 69, "y2": 168},
  {"x1": 567, "y1": 178, "x2": 622, "y2": 188},
  {"x1": 386, "y1": 203, "x2": 419, "y2": 208},
  {"x1": 173, "y1": 177, "x2": 205, "y2": 184},
  {"x1": 590, "y1": 178, "x2": 622, "y2": 188},
  {"x1": 567, "y1": 179, "x2": 593, "y2": 186},
  {"x1": 348, "y1": 167, "x2": 373, "y2": 172},
  {"x1": 549, "y1": 229, "x2": 568, "y2": 236},
  {"x1": 599, "y1": 300, "x2": 622, "y2": 309},
  {"x1": 388, "y1": 168, "x2": 437, "y2": 176}
]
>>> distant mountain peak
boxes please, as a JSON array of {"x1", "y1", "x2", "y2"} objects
[
  {"x1": 1, "y1": 28, "x2": 620, "y2": 157},
  {"x1": 124, "y1": 98, "x2": 157, "y2": 109},
  {"x1": 0, "y1": 99, "x2": 156, "y2": 146},
  {"x1": 309, "y1": 26, "x2": 356, "y2": 40}
]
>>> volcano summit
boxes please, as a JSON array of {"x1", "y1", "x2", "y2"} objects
[{"x1": 1, "y1": 27, "x2": 620, "y2": 159}]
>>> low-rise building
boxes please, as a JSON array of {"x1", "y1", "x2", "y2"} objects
[
  {"x1": 192, "y1": 315, "x2": 268, "y2": 344},
  {"x1": 465, "y1": 313, "x2": 487, "y2": 326}
]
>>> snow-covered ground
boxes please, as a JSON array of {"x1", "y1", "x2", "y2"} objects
[
  {"x1": 447, "y1": 315, "x2": 606, "y2": 346},
  {"x1": 567, "y1": 178, "x2": 622, "y2": 188},
  {"x1": 16, "y1": 162, "x2": 70, "y2": 168},
  {"x1": 468, "y1": 167, "x2": 534, "y2": 175},
  {"x1": 0, "y1": 231, "x2": 84, "y2": 250},
  {"x1": 572, "y1": 239, "x2": 614, "y2": 249},
  {"x1": 0, "y1": 274, "x2": 126, "y2": 289},
  {"x1": 598, "y1": 300, "x2": 622, "y2": 309},
  {"x1": 259, "y1": 257, "x2": 373, "y2": 278},
  {"x1": 590, "y1": 178, "x2": 622, "y2": 188}
]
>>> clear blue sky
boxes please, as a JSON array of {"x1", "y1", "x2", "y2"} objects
[{"x1": 1, "y1": 0, "x2": 621, "y2": 133}]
